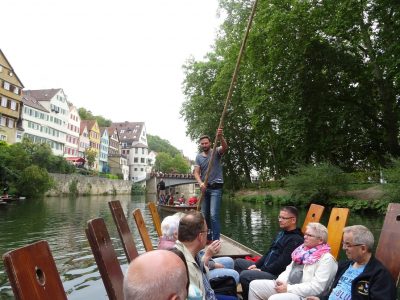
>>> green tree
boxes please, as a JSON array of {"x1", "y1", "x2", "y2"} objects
[
  {"x1": 78, "y1": 107, "x2": 111, "y2": 127},
  {"x1": 154, "y1": 152, "x2": 174, "y2": 173},
  {"x1": 147, "y1": 134, "x2": 180, "y2": 157},
  {"x1": 181, "y1": 0, "x2": 400, "y2": 182},
  {"x1": 171, "y1": 155, "x2": 191, "y2": 173},
  {"x1": 85, "y1": 149, "x2": 97, "y2": 170},
  {"x1": 15, "y1": 165, "x2": 54, "y2": 198}
]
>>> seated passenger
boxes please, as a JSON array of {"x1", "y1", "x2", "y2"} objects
[
  {"x1": 175, "y1": 211, "x2": 237, "y2": 300},
  {"x1": 123, "y1": 249, "x2": 188, "y2": 300},
  {"x1": 234, "y1": 206, "x2": 304, "y2": 300},
  {"x1": 158, "y1": 212, "x2": 240, "y2": 285},
  {"x1": 306, "y1": 225, "x2": 396, "y2": 300},
  {"x1": 249, "y1": 223, "x2": 337, "y2": 300},
  {"x1": 179, "y1": 194, "x2": 186, "y2": 205},
  {"x1": 188, "y1": 196, "x2": 198, "y2": 206}
]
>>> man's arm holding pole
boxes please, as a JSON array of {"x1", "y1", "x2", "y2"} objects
[{"x1": 217, "y1": 128, "x2": 228, "y2": 155}]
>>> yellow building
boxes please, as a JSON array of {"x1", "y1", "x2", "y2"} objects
[
  {"x1": 81, "y1": 120, "x2": 100, "y2": 170},
  {"x1": 0, "y1": 49, "x2": 24, "y2": 144}
]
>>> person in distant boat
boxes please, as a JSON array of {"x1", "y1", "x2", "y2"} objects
[
  {"x1": 159, "y1": 212, "x2": 240, "y2": 284},
  {"x1": 306, "y1": 225, "x2": 396, "y2": 300},
  {"x1": 3, "y1": 181, "x2": 9, "y2": 197},
  {"x1": 194, "y1": 128, "x2": 228, "y2": 243},
  {"x1": 248, "y1": 222, "x2": 337, "y2": 300},
  {"x1": 158, "y1": 179, "x2": 166, "y2": 196},
  {"x1": 175, "y1": 211, "x2": 238, "y2": 300},
  {"x1": 234, "y1": 206, "x2": 304, "y2": 300},
  {"x1": 179, "y1": 193, "x2": 186, "y2": 205},
  {"x1": 123, "y1": 249, "x2": 188, "y2": 300},
  {"x1": 165, "y1": 193, "x2": 171, "y2": 205}
]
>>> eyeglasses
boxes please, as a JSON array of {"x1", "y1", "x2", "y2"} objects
[
  {"x1": 278, "y1": 216, "x2": 294, "y2": 220},
  {"x1": 342, "y1": 242, "x2": 364, "y2": 248},
  {"x1": 304, "y1": 233, "x2": 317, "y2": 238}
]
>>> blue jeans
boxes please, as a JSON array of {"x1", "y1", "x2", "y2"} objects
[
  {"x1": 209, "y1": 257, "x2": 239, "y2": 284},
  {"x1": 201, "y1": 188, "x2": 222, "y2": 241}
]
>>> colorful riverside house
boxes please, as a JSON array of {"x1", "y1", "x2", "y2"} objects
[
  {"x1": 78, "y1": 122, "x2": 90, "y2": 167},
  {"x1": 23, "y1": 89, "x2": 70, "y2": 156},
  {"x1": 107, "y1": 127, "x2": 129, "y2": 180},
  {"x1": 81, "y1": 120, "x2": 100, "y2": 170},
  {"x1": 99, "y1": 127, "x2": 109, "y2": 173},
  {"x1": 0, "y1": 49, "x2": 24, "y2": 144},
  {"x1": 112, "y1": 121, "x2": 149, "y2": 182},
  {"x1": 64, "y1": 104, "x2": 81, "y2": 160}
]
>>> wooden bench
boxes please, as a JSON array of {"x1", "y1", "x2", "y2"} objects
[
  {"x1": 132, "y1": 208, "x2": 154, "y2": 251},
  {"x1": 2, "y1": 240, "x2": 67, "y2": 300},
  {"x1": 327, "y1": 207, "x2": 350, "y2": 259},
  {"x1": 86, "y1": 218, "x2": 124, "y2": 300},
  {"x1": 108, "y1": 200, "x2": 139, "y2": 262},
  {"x1": 148, "y1": 202, "x2": 162, "y2": 237},
  {"x1": 375, "y1": 203, "x2": 400, "y2": 285},
  {"x1": 301, "y1": 203, "x2": 325, "y2": 234}
]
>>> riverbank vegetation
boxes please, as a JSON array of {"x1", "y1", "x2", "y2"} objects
[
  {"x1": 235, "y1": 161, "x2": 400, "y2": 213},
  {"x1": 0, "y1": 140, "x2": 74, "y2": 198}
]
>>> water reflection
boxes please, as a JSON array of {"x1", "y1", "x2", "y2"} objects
[{"x1": 0, "y1": 195, "x2": 386, "y2": 299}]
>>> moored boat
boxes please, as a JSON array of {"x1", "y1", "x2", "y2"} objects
[{"x1": 157, "y1": 203, "x2": 197, "y2": 213}]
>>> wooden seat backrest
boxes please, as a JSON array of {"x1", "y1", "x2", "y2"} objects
[
  {"x1": 148, "y1": 202, "x2": 162, "y2": 237},
  {"x1": 2, "y1": 240, "x2": 67, "y2": 300},
  {"x1": 375, "y1": 203, "x2": 400, "y2": 285},
  {"x1": 108, "y1": 200, "x2": 139, "y2": 263},
  {"x1": 301, "y1": 204, "x2": 325, "y2": 234},
  {"x1": 132, "y1": 208, "x2": 154, "y2": 251},
  {"x1": 327, "y1": 207, "x2": 350, "y2": 259},
  {"x1": 86, "y1": 218, "x2": 124, "y2": 300}
]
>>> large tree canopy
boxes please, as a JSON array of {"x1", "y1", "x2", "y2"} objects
[{"x1": 181, "y1": 0, "x2": 400, "y2": 187}]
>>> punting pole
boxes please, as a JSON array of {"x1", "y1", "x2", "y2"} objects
[{"x1": 197, "y1": 0, "x2": 259, "y2": 211}]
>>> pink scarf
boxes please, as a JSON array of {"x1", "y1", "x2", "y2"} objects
[{"x1": 291, "y1": 243, "x2": 331, "y2": 265}]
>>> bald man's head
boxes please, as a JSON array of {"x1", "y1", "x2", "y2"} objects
[{"x1": 123, "y1": 250, "x2": 188, "y2": 300}]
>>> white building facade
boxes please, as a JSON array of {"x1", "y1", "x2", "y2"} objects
[
  {"x1": 64, "y1": 104, "x2": 80, "y2": 157},
  {"x1": 22, "y1": 89, "x2": 70, "y2": 156},
  {"x1": 112, "y1": 121, "x2": 150, "y2": 182}
]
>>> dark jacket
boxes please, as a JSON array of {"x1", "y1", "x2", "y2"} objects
[
  {"x1": 322, "y1": 256, "x2": 396, "y2": 300},
  {"x1": 255, "y1": 228, "x2": 303, "y2": 275}
]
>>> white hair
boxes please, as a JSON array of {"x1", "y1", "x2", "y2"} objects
[
  {"x1": 161, "y1": 213, "x2": 182, "y2": 239},
  {"x1": 307, "y1": 222, "x2": 328, "y2": 243},
  {"x1": 344, "y1": 225, "x2": 374, "y2": 252}
]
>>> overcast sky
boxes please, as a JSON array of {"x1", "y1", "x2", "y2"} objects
[{"x1": 2, "y1": 0, "x2": 222, "y2": 159}]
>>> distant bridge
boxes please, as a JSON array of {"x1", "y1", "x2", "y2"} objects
[{"x1": 146, "y1": 172, "x2": 197, "y2": 194}]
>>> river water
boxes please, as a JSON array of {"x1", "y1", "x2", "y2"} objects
[{"x1": 0, "y1": 194, "x2": 386, "y2": 299}]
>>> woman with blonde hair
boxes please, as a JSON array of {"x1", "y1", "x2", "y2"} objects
[{"x1": 249, "y1": 223, "x2": 337, "y2": 300}]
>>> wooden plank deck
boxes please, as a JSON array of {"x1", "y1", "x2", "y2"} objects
[{"x1": 216, "y1": 234, "x2": 261, "y2": 258}]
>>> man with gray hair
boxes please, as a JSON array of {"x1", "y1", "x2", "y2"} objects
[
  {"x1": 123, "y1": 249, "x2": 188, "y2": 300},
  {"x1": 307, "y1": 225, "x2": 396, "y2": 300}
]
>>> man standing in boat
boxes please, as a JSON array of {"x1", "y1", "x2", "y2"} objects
[{"x1": 194, "y1": 128, "x2": 228, "y2": 243}]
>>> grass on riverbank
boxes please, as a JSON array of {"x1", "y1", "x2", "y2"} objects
[{"x1": 233, "y1": 185, "x2": 391, "y2": 213}]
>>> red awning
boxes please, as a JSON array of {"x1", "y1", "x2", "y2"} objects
[{"x1": 65, "y1": 157, "x2": 86, "y2": 163}]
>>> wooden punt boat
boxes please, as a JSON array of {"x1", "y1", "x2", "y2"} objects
[
  {"x1": 149, "y1": 202, "x2": 261, "y2": 258},
  {"x1": 218, "y1": 234, "x2": 261, "y2": 258},
  {"x1": 0, "y1": 195, "x2": 25, "y2": 203}
]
